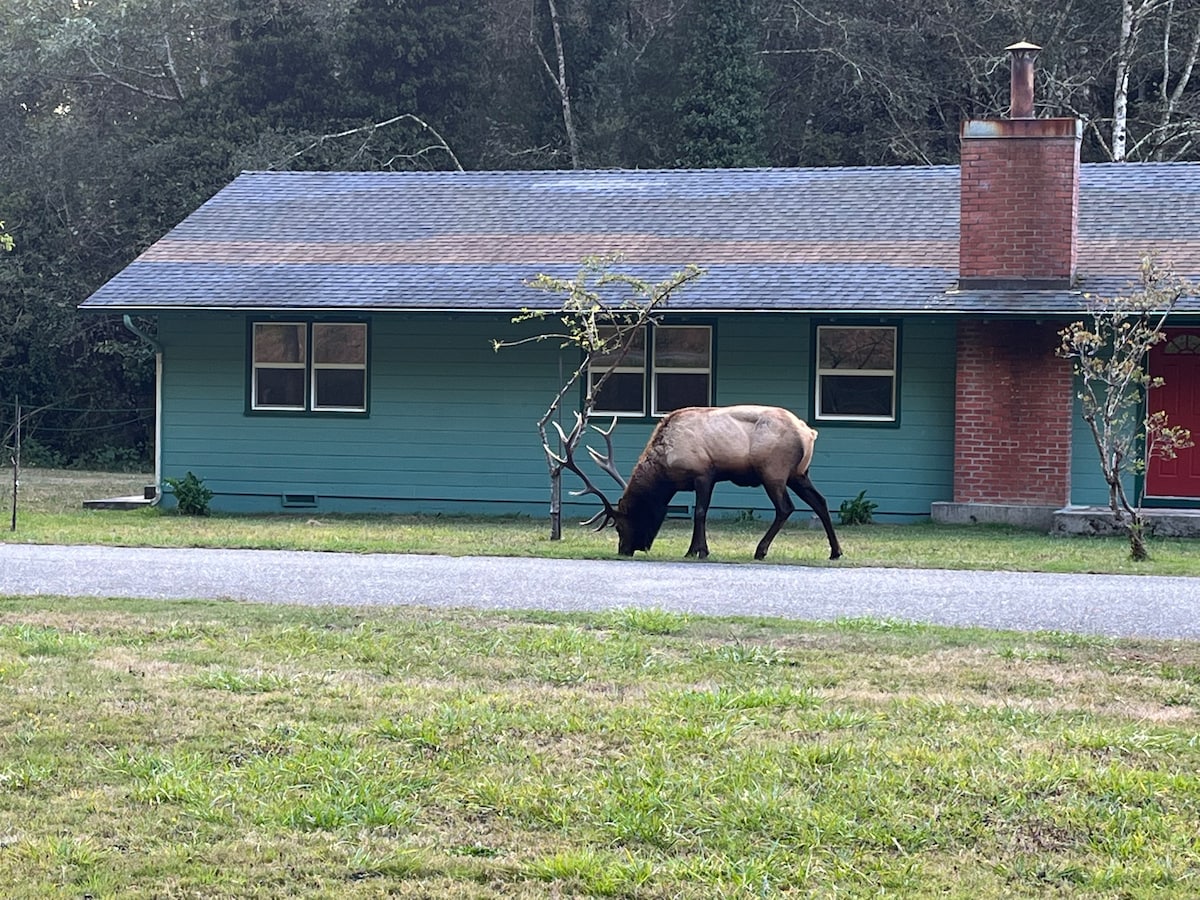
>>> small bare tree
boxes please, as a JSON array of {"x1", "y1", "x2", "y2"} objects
[
  {"x1": 494, "y1": 255, "x2": 704, "y2": 538},
  {"x1": 1057, "y1": 254, "x2": 1194, "y2": 560}
]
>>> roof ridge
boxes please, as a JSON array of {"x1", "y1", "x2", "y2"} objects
[{"x1": 235, "y1": 164, "x2": 962, "y2": 178}]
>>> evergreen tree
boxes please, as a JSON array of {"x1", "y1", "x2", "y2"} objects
[
  {"x1": 222, "y1": 1, "x2": 341, "y2": 130},
  {"x1": 339, "y1": 0, "x2": 489, "y2": 167},
  {"x1": 672, "y1": 0, "x2": 767, "y2": 168}
]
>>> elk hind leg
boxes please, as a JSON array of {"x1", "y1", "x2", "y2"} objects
[
  {"x1": 789, "y1": 472, "x2": 843, "y2": 560},
  {"x1": 755, "y1": 483, "x2": 795, "y2": 560}
]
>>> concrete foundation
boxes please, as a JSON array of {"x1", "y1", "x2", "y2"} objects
[
  {"x1": 932, "y1": 502, "x2": 1200, "y2": 536},
  {"x1": 931, "y1": 502, "x2": 1058, "y2": 531},
  {"x1": 1050, "y1": 506, "x2": 1200, "y2": 538}
]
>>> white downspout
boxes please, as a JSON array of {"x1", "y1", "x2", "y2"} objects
[{"x1": 122, "y1": 315, "x2": 163, "y2": 505}]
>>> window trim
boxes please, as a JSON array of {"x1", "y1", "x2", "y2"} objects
[
  {"x1": 247, "y1": 318, "x2": 370, "y2": 417},
  {"x1": 587, "y1": 322, "x2": 714, "y2": 419},
  {"x1": 812, "y1": 322, "x2": 900, "y2": 426}
]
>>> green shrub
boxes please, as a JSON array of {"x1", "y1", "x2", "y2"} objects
[
  {"x1": 838, "y1": 490, "x2": 878, "y2": 526},
  {"x1": 165, "y1": 471, "x2": 213, "y2": 516}
]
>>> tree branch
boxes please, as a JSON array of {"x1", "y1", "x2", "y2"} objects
[{"x1": 271, "y1": 114, "x2": 464, "y2": 171}]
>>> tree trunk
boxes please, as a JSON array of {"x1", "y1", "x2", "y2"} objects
[
  {"x1": 549, "y1": 464, "x2": 562, "y2": 541},
  {"x1": 1153, "y1": 0, "x2": 1200, "y2": 160},
  {"x1": 1128, "y1": 514, "x2": 1149, "y2": 560},
  {"x1": 535, "y1": 0, "x2": 581, "y2": 168},
  {"x1": 1113, "y1": 0, "x2": 1137, "y2": 161}
]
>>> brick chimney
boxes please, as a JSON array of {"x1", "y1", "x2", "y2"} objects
[
  {"x1": 958, "y1": 41, "x2": 1082, "y2": 290},
  {"x1": 934, "y1": 43, "x2": 1083, "y2": 528}
]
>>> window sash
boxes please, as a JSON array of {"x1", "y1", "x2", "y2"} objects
[
  {"x1": 252, "y1": 322, "x2": 307, "y2": 410},
  {"x1": 652, "y1": 325, "x2": 711, "y2": 414},
  {"x1": 311, "y1": 323, "x2": 367, "y2": 411},
  {"x1": 590, "y1": 327, "x2": 647, "y2": 416}
]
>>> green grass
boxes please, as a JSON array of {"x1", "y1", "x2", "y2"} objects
[
  {"x1": 3, "y1": 470, "x2": 1200, "y2": 895},
  {"x1": 3, "y1": 468, "x2": 1200, "y2": 575},
  {"x1": 1, "y1": 597, "x2": 1199, "y2": 897}
]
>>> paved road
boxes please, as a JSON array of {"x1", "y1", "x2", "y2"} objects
[
  {"x1": 7, "y1": 542, "x2": 1200, "y2": 643},
  {"x1": 1, "y1": 543, "x2": 1197, "y2": 639}
]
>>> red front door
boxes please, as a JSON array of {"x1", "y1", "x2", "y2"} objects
[{"x1": 1146, "y1": 329, "x2": 1200, "y2": 498}]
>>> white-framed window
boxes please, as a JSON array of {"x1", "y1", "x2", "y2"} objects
[
  {"x1": 652, "y1": 325, "x2": 711, "y2": 414},
  {"x1": 815, "y1": 325, "x2": 897, "y2": 422},
  {"x1": 589, "y1": 324, "x2": 712, "y2": 416},
  {"x1": 251, "y1": 321, "x2": 368, "y2": 413}
]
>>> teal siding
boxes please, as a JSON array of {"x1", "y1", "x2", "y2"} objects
[
  {"x1": 157, "y1": 312, "x2": 957, "y2": 520},
  {"x1": 1068, "y1": 388, "x2": 1135, "y2": 507},
  {"x1": 800, "y1": 317, "x2": 957, "y2": 519},
  {"x1": 160, "y1": 312, "x2": 564, "y2": 513}
]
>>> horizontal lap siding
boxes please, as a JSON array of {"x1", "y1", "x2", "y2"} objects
[
  {"x1": 160, "y1": 312, "x2": 568, "y2": 512},
  {"x1": 708, "y1": 316, "x2": 956, "y2": 519},
  {"x1": 158, "y1": 312, "x2": 957, "y2": 519}
]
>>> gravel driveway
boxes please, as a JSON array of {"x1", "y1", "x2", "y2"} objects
[{"x1": 1, "y1": 543, "x2": 1197, "y2": 639}]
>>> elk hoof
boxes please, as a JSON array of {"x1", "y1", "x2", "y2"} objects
[{"x1": 829, "y1": 550, "x2": 843, "y2": 560}]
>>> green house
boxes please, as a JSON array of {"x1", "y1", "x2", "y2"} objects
[{"x1": 81, "y1": 99, "x2": 1200, "y2": 530}]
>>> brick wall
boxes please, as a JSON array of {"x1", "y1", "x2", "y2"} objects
[
  {"x1": 959, "y1": 118, "x2": 1081, "y2": 285},
  {"x1": 953, "y1": 320, "x2": 1074, "y2": 505}
]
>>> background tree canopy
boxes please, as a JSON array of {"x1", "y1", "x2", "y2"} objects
[{"x1": 2, "y1": 0, "x2": 1199, "y2": 466}]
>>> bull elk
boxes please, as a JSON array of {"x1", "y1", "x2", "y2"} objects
[{"x1": 552, "y1": 405, "x2": 843, "y2": 560}]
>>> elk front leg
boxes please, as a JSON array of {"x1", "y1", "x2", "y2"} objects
[{"x1": 686, "y1": 477, "x2": 715, "y2": 558}]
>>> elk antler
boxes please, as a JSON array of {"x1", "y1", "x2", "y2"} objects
[
  {"x1": 546, "y1": 413, "x2": 619, "y2": 530},
  {"x1": 586, "y1": 417, "x2": 627, "y2": 489}
]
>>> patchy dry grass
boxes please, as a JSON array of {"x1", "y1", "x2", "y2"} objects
[
  {"x1": 0, "y1": 599, "x2": 1199, "y2": 897},
  {"x1": 2, "y1": 468, "x2": 150, "y2": 514}
]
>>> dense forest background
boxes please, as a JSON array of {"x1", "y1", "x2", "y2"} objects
[{"x1": 2, "y1": 0, "x2": 1199, "y2": 467}]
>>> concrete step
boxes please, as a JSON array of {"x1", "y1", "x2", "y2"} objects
[{"x1": 83, "y1": 495, "x2": 156, "y2": 510}]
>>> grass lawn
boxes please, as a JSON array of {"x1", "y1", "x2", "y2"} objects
[
  {"x1": 3, "y1": 468, "x2": 1199, "y2": 576},
  {"x1": 1, "y1": 598, "x2": 1199, "y2": 898}
]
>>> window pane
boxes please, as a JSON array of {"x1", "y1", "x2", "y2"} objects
[
  {"x1": 592, "y1": 327, "x2": 645, "y2": 368},
  {"x1": 592, "y1": 371, "x2": 645, "y2": 414},
  {"x1": 819, "y1": 375, "x2": 893, "y2": 417},
  {"x1": 254, "y1": 323, "x2": 306, "y2": 364},
  {"x1": 255, "y1": 369, "x2": 305, "y2": 408},
  {"x1": 655, "y1": 373, "x2": 709, "y2": 413},
  {"x1": 314, "y1": 323, "x2": 366, "y2": 365},
  {"x1": 819, "y1": 327, "x2": 894, "y2": 370},
  {"x1": 656, "y1": 327, "x2": 710, "y2": 369},
  {"x1": 314, "y1": 369, "x2": 366, "y2": 410}
]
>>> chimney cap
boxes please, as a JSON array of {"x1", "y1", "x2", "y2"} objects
[{"x1": 1005, "y1": 40, "x2": 1042, "y2": 53}]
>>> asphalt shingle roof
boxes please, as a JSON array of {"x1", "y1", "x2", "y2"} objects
[{"x1": 80, "y1": 163, "x2": 1200, "y2": 315}]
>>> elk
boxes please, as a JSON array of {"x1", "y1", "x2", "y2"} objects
[{"x1": 552, "y1": 405, "x2": 843, "y2": 560}]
